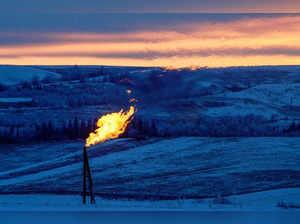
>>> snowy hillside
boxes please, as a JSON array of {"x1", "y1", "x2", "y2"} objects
[
  {"x1": 1, "y1": 137, "x2": 299, "y2": 200},
  {"x1": 0, "y1": 65, "x2": 61, "y2": 85},
  {"x1": 1, "y1": 65, "x2": 300, "y2": 140},
  {"x1": 220, "y1": 83, "x2": 300, "y2": 108}
]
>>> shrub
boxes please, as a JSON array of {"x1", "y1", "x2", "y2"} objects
[
  {"x1": 0, "y1": 82, "x2": 7, "y2": 92},
  {"x1": 212, "y1": 193, "x2": 232, "y2": 205},
  {"x1": 20, "y1": 80, "x2": 32, "y2": 89},
  {"x1": 31, "y1": 75, "x2": 41, "y2": 86},
  {"x1": 277, "y1": 201, "x2": 300, "y2": 209}
]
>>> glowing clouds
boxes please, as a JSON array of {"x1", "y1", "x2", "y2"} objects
[{"x1": 1, "y1": 15, "x2": 300, "y2": 67}]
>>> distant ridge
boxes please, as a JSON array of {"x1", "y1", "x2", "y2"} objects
[{"x1": 0, "y1": 65, "x2": 61, "y2": 85}]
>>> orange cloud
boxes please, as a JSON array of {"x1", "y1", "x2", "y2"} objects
[{"x1": 1, "y1": 16, "x2": 300, "y2": 68}]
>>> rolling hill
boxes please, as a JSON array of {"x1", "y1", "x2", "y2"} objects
[
  {"x1": 0, "y1": 65, "x2": 61, "y2": 85},
  {"x1": 1, "y1": 137, "x2": 299, "y2": 200}
]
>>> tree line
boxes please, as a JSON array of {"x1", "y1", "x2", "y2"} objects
[{"x1": 1, "y1": 115, "x2": 300, "y2": 144}]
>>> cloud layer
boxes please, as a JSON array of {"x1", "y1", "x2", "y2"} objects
[
  {"x1": 1, "y1": 15, "x2": 300, "y2": 67},
  {"x1": 1, "y1": 0, "x2": 300, "y2": 13}
]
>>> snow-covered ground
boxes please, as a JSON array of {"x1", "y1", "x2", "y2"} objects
[
  {"x1": 220, "y1": 83, "x2": 300, "y2": 107},
  {"x1": 0, "y1": 65, "x2": 300, "y2": 213},
  {"x1": 1, "y1": 65, "x2": 300, "y2": 139},
  {"x1": 1, "y1": 137, "x2": 299, "y2": 204},
  {"x1": 0, "y1": 65, "x2": 61, "y2": 85},
  {"x1": 0, "y1": 188, "x2": 299, "y2": 211},
  {"x1": 0, "y1": 97, "x2": 32, "y2": 103}
]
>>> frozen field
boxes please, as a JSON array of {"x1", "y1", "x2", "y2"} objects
[
  {"x1": 0, "y1": 137, "x2": 299, "y2": 211},
  {"x1": 0, "y1": 188, "x2": 300, "y2": 211}
]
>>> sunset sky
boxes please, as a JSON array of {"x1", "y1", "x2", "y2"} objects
[{"x1": 1, "y1": 0, "x2": 300, "y2": 67}]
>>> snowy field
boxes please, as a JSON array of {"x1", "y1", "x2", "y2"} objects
[
  {"x1": 0, "y1": 137, "x2": 299, "y2": 211},
  {"x1": 0, "y1": 188, "x2": 300, "y2": 211}
]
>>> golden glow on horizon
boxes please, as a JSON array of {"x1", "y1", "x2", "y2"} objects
[
  {"x1": 2, "y1": 55, "x2": 300, "y2": 68},
  {"x1": 1, "y1": 16, "x2": 300, "y2": 68}
]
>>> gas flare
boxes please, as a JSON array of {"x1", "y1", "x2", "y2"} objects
[{"x1": 86, "y1": 106, "x2": 135, "y2": 147}]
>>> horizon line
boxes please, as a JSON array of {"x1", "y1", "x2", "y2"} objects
[
  {"x1": 6, "y1": 11, "x2": 300, "y2": 15},
  {"x1": 2, "y1": 64, "x2": 300, "y2": 68}
]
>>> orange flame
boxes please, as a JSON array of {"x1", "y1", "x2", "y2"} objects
[{"x1": 86, "y1": 106, "x2": 135, "y2": 147}]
